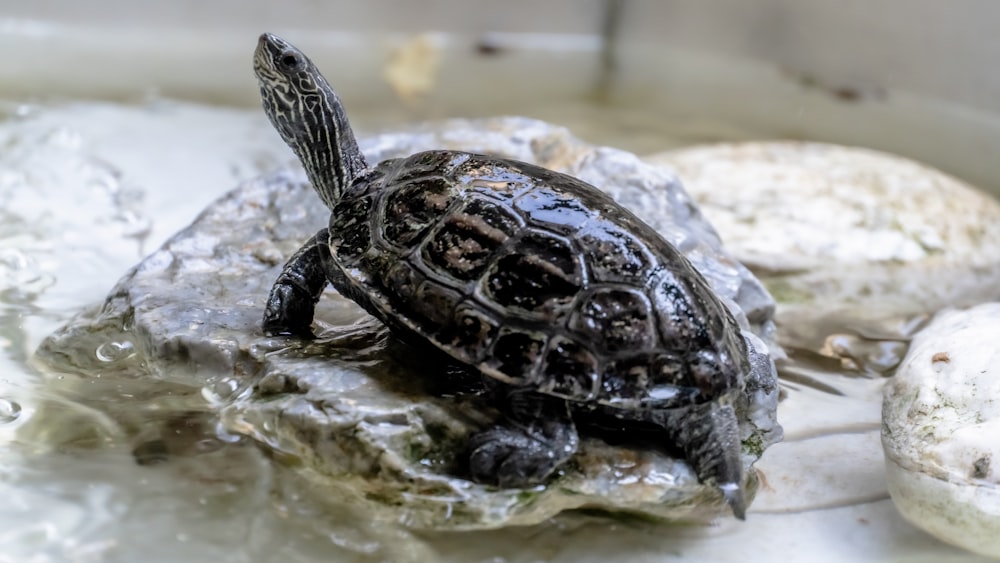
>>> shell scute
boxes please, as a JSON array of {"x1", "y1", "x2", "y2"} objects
[
  {"x1": 578, "y1": 222, "x2": 656, "y2": 284},
  {"x1": 330, "y1": 194, "x2": 374, "y2": 263},
  {"x1": 598, "y1": 355, "x2": 652, "y2": 407},
  {"x1": 597, "y1": 353, "x2": 703, "y2": 408},
  {"x1": 539, "y1": 336, "x2": 600, "y2": 400},
  {"x1": 388, "y1": 151, "x2": 471, "y2": 184},
  {"x1": 513, "y1": 188, "x2": 594, "y2": 235},
  {"x1": 482, "y1": 230, "x2": 583, "y2": 318},
  {"x1": 420, "y1": 196, "x2": 520, "y2": 282},
  {"x1": 457, "y1": 159, "x2": 534, "y2": 201},
  {"x1": 412, "y1": 280, "x2": 462, "y2": 329},
  {"x1": 568, "y1": 287, "x2": 656, "y2": 353},
  {"x1": 381, "y1": 177, "x2": 455, "y2": 248},
  {"x1": 650, "y1": 272, "x2": 712, "y2": 349},
  {"x1": 383, "y1": 261, "x2": 423, "y2": 308},
  {"x1": 436, "y1": 303, "x2": 501, "y2": 364},
  {"x1": 485, "y1": 327, "x2": 547, "y2": 385}
]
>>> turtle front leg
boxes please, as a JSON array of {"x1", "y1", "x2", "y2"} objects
[
  {"x1": 658, "y1": 399, "x2": 746, "y2": 519},
  {"x1": 262, "y1": 229, "x2": 332, "y2": 337},
  {"x1": 468, "y1": 388, "x2": 579, "y2": 487}
]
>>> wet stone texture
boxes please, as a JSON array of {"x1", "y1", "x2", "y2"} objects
[
  {"x1": 882, "y1": 303, "x2": 1000, "y2": 559},
  {"x1": 35, "y1": 117, "x2": 781, "y2": 530}
]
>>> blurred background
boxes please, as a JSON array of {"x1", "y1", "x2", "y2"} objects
[{"x1": 2, "y1": 0, "x2": 998, "y2": 192}]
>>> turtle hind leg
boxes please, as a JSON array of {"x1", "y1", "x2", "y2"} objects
[
  {"x1": 467, "y1": 388, "x2": 579, "y2": 487},
  {"x1": 661, "y1": 400, "x2": 746, "y2": 519},
  {"x1": 262, "y1": 228, "x2": 332, "y2": 338}
]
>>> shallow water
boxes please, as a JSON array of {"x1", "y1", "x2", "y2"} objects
[{"x1": 2, "y1": 46, "x2": 996, "y2": 561}]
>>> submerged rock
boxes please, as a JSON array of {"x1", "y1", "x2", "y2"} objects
[
  {"x1": 35, "y1": 118, "x2": 781, "y2": 530},
  {"x1": 882, "y1": 303, "x2": 1000, "y2": 559}
]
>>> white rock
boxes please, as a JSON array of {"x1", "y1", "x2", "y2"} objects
[
  {"x1": 645, "y1": 143, "x2": 1000, "y2": 312},
  {"x1": 882, "y1": 302, "x2": 1000, "y2": 559}
]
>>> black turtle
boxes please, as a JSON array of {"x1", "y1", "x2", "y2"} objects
[{"x1": 254, "y1": 33, "x2": 750, "y2": 518}]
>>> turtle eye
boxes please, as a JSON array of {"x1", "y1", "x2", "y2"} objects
[{"x1": 278, "y1": 52, "x2": 302, "y2": 71}]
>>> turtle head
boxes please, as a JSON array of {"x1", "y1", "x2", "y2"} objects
[{"x1": 254, "y1": 33, "x2": 367, "y2": 208}]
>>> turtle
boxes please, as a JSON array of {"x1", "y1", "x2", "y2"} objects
[{"x1": 254, "y1": 33, "x2": 751, "y2": 519}]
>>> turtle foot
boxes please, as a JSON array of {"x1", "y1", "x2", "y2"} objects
[
  {"x1": 261, "y1": 228, "x2": 331, "y2": 338},
  {"x1": 467, "y1": 422, "x2": 579, "y2": 488},
  {"x1": 262, "y1": 283, "x2": 318, "y2": 338}
]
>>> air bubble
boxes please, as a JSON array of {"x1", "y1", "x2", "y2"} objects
[
  {"x1": 95, "y1": 340, "x2": 136, "y2": 362},
  {"x1": 0, "y1": 398, "x2": 22, "y2": 423}
]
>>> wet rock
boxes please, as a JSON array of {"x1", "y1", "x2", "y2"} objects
[
  {"x1": 882, "y1": 302, "x2": 1000, "y2": 559},
  {"x1": 35, "y1": 117, "x2": 781, "y2": 530}
]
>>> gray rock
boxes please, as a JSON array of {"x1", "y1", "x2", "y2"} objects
[{"x1": 35, "y1": 117, "x2": 781, "y2": 530}]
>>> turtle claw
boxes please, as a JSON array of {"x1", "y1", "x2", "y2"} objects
[{"x1": 719, "y1": 481, "x2": 746, "y2": 520}]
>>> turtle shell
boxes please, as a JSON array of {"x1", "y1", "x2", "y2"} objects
[{"x1": 328, "y1": 150, "x2": 746, "y2": 409}]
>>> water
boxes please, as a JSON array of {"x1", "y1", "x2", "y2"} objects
[{"x1": 2, "y1": 47, "x2": 995, "y2": 561}]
